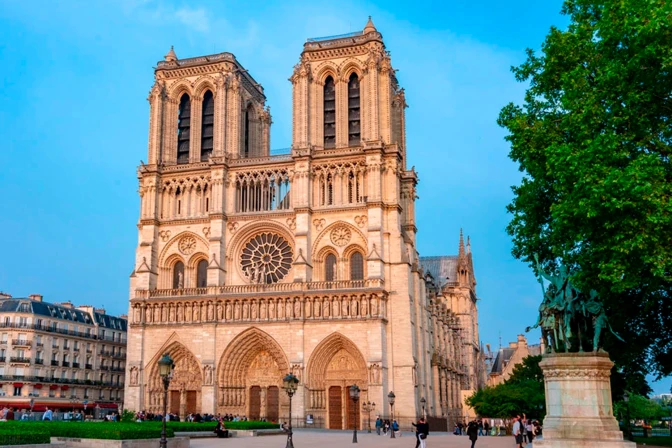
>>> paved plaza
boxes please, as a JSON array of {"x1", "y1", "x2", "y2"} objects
[{"x1": 190, "y1": 430, "x2": 526, "y2": 448}]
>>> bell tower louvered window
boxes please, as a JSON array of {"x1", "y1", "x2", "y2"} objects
[
  {"x1": 177, "y1": 94, "x2": 191, "y2": 164},
  {"x1": 348, "y1": 73, "x2": 361, "y2": 146},
  {"x1": 323, "y1": 76, "x2": 336, "y2": 148},
  {"x1": 200, "y1": 91, "x2": 214, "y2": 161}
]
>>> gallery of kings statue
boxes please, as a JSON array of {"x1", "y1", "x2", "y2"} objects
[{"x1": 124, "y1": 18, "x2": 487, "y2": 429}]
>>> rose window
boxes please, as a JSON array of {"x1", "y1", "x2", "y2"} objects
[{"x1": 241, "y1": 232, "x2": 293, "y2": 284}]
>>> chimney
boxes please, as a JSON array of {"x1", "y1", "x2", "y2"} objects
[{"x1": 29, "y1": 294, "x2": 43, "y2": 302}]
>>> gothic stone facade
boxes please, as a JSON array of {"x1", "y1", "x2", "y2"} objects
[{"x1": 125, "y1": 18, "x2": 482, "y2": 428}]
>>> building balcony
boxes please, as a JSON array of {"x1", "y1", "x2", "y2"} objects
[
  {"x1": 11, "y1": 339, "x2": 31, "y2": 347},
  {"x1": 72, "y1": 362, "x2": 80, "y2": 368},
  {"x1": 0, "y1": 357, "x2": 5, "y2": 362},
  {"x1": 73, "y1": 347, "x2": 80, "y2": 352},
  {"x1": 9, "y1": 357, "x2": 31, "y2": 363},
  {"x1": 86, "y1": 349, "x2": 92, "y2": 353},
  {"x1": 62, "y1": 361, "x2": 70, "y2": 367},
  {"x1": 111, "y1": 367, "x2": 124, "y2": 373},
  {"x1": 0, "y1": 322, "x2": 100, "y2": 341},
  {"x1": 35, "y1": 359, "x2": 44, "y2": 365},
  {"x1": 100, "y1": 366, "x2": 110, "y2": 371},
  {"x1": 36, "y1": 342, "x2": 44, "y2": 348},
  {"x1": 51, "y1": 360, "x2": 59, "y2": 366},
  {"x1": 85, "y1": 364, "x2": 92, "y2": 370},
  {"x1": 52, "y1": 344, "x2": 59, "y2": 350}
]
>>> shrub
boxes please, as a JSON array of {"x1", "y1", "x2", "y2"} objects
[
  {"x1": 157, "y1": 420, "x2": 279, "y2": 432},
  {"x1": 2, "y1": 421, "x2": 175, "y2": 440},
  {"x1": 0, "y1": 428, "x2": 51, "y2": 445},
  {"x1": 121, "y1": 409, "x2": 136, "y2": 423}
]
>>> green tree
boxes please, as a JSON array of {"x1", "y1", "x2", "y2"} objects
[
  {"x1": 498, "y1": 0, "x2": 672, "y2": 381},
  {"x1": 614, "y1": 394, "x2": 667, "y2": 422},
  {"x1": 467, "y1": 356, "x2": 546, "y2": 420}
]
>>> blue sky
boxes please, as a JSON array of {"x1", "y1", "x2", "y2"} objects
[{"x1": 1, "y1": 0, "x2": 668, "y2": 394}]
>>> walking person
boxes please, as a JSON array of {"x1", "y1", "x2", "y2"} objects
[
  {"x1": 412, "y1": 418, "x2": 422, "y2": 448},
  {"x1": 483, "y1": 420, "x2": 490, "y2": 436},
  {"x1": 466, "y1": 420, "x2": 479, "y2": 448},
  {"x1": 526, "y1": 419, "x2": 536, "y2": 443},
  {"x1": 512, "y1": 415, "x2": 524, "y2": 448},
  {"x1": 415, "y1": 417, "x2": 429, "y2": 448},
  {"x1": 375, "y1": 416, "x2": 382, "y2": 435}
]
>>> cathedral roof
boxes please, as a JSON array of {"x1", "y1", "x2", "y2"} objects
[{"x1": 420, "y1": 256, "x2": 458, "y2": 287}]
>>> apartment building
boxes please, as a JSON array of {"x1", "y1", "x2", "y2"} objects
[{"x1": 0, "y1": 293, "x2": 126, "y2": 414}]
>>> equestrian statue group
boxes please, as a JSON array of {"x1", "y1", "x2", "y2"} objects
[{"x1": 526, "y1": 255, "x2": 623, "y2": 353}]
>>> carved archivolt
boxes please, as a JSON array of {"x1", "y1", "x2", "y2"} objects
[
  {"x1": 145, "y1": 341, "x2": 202, "y2": 412},
  {"x1": 306, "y1": 332, "x2": 368, "y2": 390}
]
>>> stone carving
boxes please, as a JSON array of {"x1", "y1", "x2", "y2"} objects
[
  {"x1": 241, "y1": 232, "x2": 293, "y2": 284},
  {"x1": 178, "y1": 236, "x2": 197, "y2": 255},
  {"x1": 130, "y1": 366, "x2": 139, "y2": 386},
  {"x1": 543, "y1": 368, "x2": 611, "y2": 379},
  {"x1": 330, "y1": 226, "x2": 352, "y2": 247},
  {"x1": 202, "y1": 227, "x2": 211, "y2": 238},
  {"x1": 203, "y1": 365, "x2": 214, "y2": 385},
  {"x1": 354, "y1": 215, "x2": 367, "y2": 228},
  {"x1": 369, "y1": 363, "x2": 381, "y2": 384},
  {"x1": 313, "y1": 218, "x2": 326, "y2": 231},
  {"x1": 159, "y1": 230, "x2": 172, "y2": 242},
  {"x1": 227, "y1": 222, "x2": 239, "y2": 233},
  {"x1": 286, "y1": 217, "x2": 296, "y2": 230}
]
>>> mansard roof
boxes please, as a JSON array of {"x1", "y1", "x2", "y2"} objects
[
  {"x1": 0, "y1": 297, "x2": 127, "y2": 330},
  {"x1": 420, "y1": 256, "x2": 459, "y2": 288}
]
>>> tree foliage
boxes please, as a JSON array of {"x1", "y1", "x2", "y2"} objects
[
  {"x1": 614, "y1": 394, "x2": 668, "y2": 422},
  {"x1": 498, "y1": 0, "x2": 672, "y2": 380},
  {"x1": 466, "y1": 356, "x2": 546, "y2": 419}
]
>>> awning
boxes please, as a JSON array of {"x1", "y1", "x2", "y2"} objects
[
  {"x1": 33, "y1": 384, "x2": 42, "y2": 389},
  {"x1": 60, "y1": 385, "x2": 69, "y2": 391},
  {"x1": 96, "y1": 403, "x2": 119, "y2": 409},
  {"x1": 49, "y1": 385, "x2": 58, "y2": 390},
  {"x1": 12, "y1": 383, "x2": 24, "y2": 388}
]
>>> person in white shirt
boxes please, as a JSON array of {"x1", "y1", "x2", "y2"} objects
[
  {"x1": 512, "y1": 415, "x2": 523, "y2": 448},
  {"x1": 42, "y1": 408, "x2": 53, "y2": 421}
]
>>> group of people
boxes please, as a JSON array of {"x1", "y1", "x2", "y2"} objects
[
  {"x1": 454, "y1": 419, "x2": 492, "y2": 436},
  {"x1": 512, "y1": 414, "x2": 541, "y2": 447},
  {"x1": 374, "y1": 417, "x2": 400, "y2": 436}
]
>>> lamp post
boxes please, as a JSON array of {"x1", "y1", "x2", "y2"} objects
[
  {"x1": 158, "y1": 353, "x2": 174, "y2": 448},
  {"x1": 362, "y1": 401, "x2": 375, "y2": 433},
  {"x1": 420, "y1": 397, "x2": 426, "y2": 419},
  {"x1": 624, "y1": 391, "x2": 633, "y2": 442},
  {"x1": 388, "y1": 391, "x2": 396, "y2": 439},
  {"x1": 349, "y1": 385, "x2": 360, "y2": 443},
  {"x1": 283, "y1": 373, "x2": 299, "y2": 448}
]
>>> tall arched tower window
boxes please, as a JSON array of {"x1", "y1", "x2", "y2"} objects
[
  {"x1": 196, "y1": 259, "x2": 208, "y2": 287},
  {"x1": 350, "y1": 252, "x2": 364, "y2": 280},
  {"x1": 177, "y1": 94, "x2": 191, "y2": 164},
  {"x1": 244, "y1": 104, "x2": 254, "y2": 158},
  {"x1": 348, "y1": 73, "x2": 361, "y2": 146},
  {"x1": 325, "y1": 254, "x2": 337, "y2": 281},
  {"x1": 201, "y1": 90, "x2": 214, "y2": 161},
  {"x1": 323, "y1": 76, "x2": 336, "y2": 148},
  {"x1": 172, "y1": 261, "x2": 185, "y2": 289}
]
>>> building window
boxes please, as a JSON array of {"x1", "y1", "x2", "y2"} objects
[
  {"x1": 177, "y1": 93, "x2": 191, "y2": 164},
  {"x1": 325, "y1": 254, "x2": 337, "y2": 282},
  {"x1": 350, "y1": 252, "x2": 364, "y2": 280},
  {"x1": 348, "y1": 73, "x2": 361, "y2": 145},
  {"x1": 196, "y1": 259, "x2": 208, "y2": 288},
  {"x1": 1, "y1": 333, "x2": 7, "y2": 343},
  {"x1": 201, "y1": 90, "x2": 214, "y2": 161},
  {"x1": 323, "y1": 76, "x2": 336, "y2": 148},
  {"x1": 172, "y1": 261, "x2": 185, "y2": 289},
  {"x1": 13, "y1": 386, "x2": 22, "y2": 396}
]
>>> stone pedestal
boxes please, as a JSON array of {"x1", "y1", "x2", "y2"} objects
[{"x1": 534, "y1": 352, "x2": 635, "y2": 447}]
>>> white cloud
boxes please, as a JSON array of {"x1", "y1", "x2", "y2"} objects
[{"x1": 174, "y1": 6, "x2": 209, "y2": 33}]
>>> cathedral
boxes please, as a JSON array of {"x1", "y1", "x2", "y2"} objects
[{"x1": 125, "y1": 18, "x2": 484, "y2": 429}]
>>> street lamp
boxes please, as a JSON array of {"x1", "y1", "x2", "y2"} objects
[
  {"x1": 623, "y1": 391, "x2": 633, "y2": 442},
  {"x1": 420, "y1": 397, "x2": 426, "y2": 419},
  {"x1": 362, "y1": 401, "x2": 375, "y2": 433},
  {"x1": 388, "y1": 391, "x2": 396, "y2": 439},
  {"x1": 158, "y1": 353, "x2": 174, "y2": 448},
  {"x1": 349, "y1": 385, "x2": 360, "y2": 443},
  {"x1": 283, "y1": 373, "x2": 299, "y2": 448}
]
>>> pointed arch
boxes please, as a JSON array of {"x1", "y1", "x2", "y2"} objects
[
  {"x1": 306, "y1": 332, "x2": 368, "y2": 390},
  {"x1": 217, "y1": 327, "x2": 289, "y2": 387},
  {"x1": 145, "y1": 339, "x2": 202, "y2": 414}
]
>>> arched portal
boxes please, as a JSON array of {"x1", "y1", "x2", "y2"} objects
[
  {"x1": 146, "y1": 342, "x2": 202, "y2": 417},
  {"x1": 306, "y1": 333, "x2": 368, "y2": 430},
  {"x1": 217, "y1": 328, "x2": 289, "y2": 421}
]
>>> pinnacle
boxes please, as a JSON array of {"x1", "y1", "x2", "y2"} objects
[
  {"x1": 458, "y1": 229, "x2": 466, "y2": 258},
  {"x1": 164, "y1": 45, "x2": 177, "y2": 62},
  {"x1": 363, "y1": 16, "x2": 377, "y2": 34}
]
